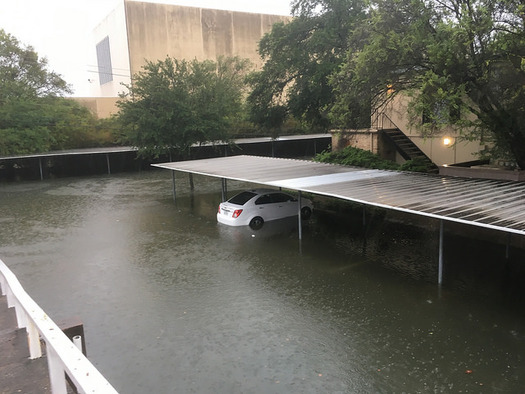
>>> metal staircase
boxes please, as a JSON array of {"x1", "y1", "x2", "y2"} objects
[
  {"x1": 380, "y1": 128, "x2": 427, "y2": 161},
  {"x1": 375, "y1": 113, "x2": 437, "y2": 171}
]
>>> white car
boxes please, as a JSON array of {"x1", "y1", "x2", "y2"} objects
[{"x1": 217, "y1": 189, "x2": 313, "y2": 229}]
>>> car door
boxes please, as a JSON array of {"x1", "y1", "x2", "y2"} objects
[
  {"x1": 271, "y1": 193, "x2": 297, "y2": 218},
  {"x1": 254, "y1": 194, "x2": 275, "y2": 220}
]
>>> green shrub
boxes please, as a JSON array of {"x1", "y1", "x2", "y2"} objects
[
  {"x1": 314, "y1": 146, "x2": 399, "y2": 170},
  {"x1": 399, "y1": 157, "x2": 435, "y2": 173}
]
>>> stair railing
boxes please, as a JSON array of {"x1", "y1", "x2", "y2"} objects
[{"x1": 373, "y1": 111, "x2": 399, "y2": 131}]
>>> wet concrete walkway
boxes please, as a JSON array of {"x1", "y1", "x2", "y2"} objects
[{"x1": 0, "y1": 295, "x2": 51, "y2": 394}]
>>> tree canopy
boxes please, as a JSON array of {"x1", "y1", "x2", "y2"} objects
[
  {"x1": 0, "y1": 29, "x2": 71, "y2": 103},
  {"x1": 117, "y1": 56, "x2": 250, "y2": 159},
  {"x1": 250, "y1": 0, "x2": 525, "y2": 168},
  {"x1": 246, "y1": 0, "x2": 368, "y2": 132},
  {"x1": 332, "y1": 0, "x2": 525, "y2": 168},
  {"x1": 0, "y1": 29, "x2": 113, "y2": 156}
]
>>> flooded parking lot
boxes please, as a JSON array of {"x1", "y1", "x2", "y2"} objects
[{"x1": 1, "y1": 170, "x2": 525, "y2": 393}]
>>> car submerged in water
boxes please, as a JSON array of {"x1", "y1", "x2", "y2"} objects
[{"x1": 217, "y1": 189, "x2": 313, "y2": 230}]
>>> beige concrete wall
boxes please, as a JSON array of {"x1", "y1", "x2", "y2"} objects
[
  {"x1": 85, "y1": 1, "x2": 289, "y2": 116},
  {"x1": 331, "y1": 129, "x2": 401, "y2": 163},
  {"x1": 72, "y1": 97, "x2": 120, "y2": 119},
  {"x1": 332, "y1": 130, "x2": 379, "y2": 155},
  {"x1": 125, "y1": 2, "x2": 290, "y2": 79}
]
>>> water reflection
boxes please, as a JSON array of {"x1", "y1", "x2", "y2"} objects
[
  {"x1": 1, "y1": 171, "x2": 525, "y2": 393},
  {"x1": 217, "y1": 216, "x2": 299, "y2": 242}
]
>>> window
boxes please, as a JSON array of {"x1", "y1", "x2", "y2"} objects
[
  {"x1": 96, "y1": 36, "x2": 113, "y2": 85},
  {"x1": 228, "y1": 191, "x2": 256, "y2": 205},
  {"x1": 255, "y1": 195, "x2": 273, "y2": 205},
  {"x1": 271, "y1": 193, "x2": 293, "y2": 203}
]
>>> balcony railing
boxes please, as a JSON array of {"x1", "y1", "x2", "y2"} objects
[{"x1": 0, "y1": 258, "x2": 118, "y2": 394}]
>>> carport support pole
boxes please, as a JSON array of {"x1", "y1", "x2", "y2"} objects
[
  {"x1": 39, "y1": 158, "x2": 43, "y2": 181},
  {"x1": 298, "y1": 191, "x2": 303, "y2": 241},
  {"x1": 438, "y1": 220, "x2": 444, "y2": 286},
  {"x1": 506, "y1": 233, "x2": 511, "y2": 260},
  {"x1": 171, "y1": 171, "x2": 176, "y2": 202},
  {"x1": 221, "y1": 178, "x2": 227, "y2": 201},
  {"x1": 189, "y1": 173, "x2": 194, "y2": 191},
  {"x1": 106, "y1": 154, "x2": 111, "y2": 175}
]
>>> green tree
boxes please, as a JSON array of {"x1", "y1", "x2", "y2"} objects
[
  {"x1": 332, "y1": 0, "x2": 525, "y2": 168},
  {"x1": 117, "y1": 56, "x2": 250, "y2": 159},
  {"x1": 0, "y1": 29, "x2": 70, "y2": 103},
  {"x1": 0, "y1": 29, "x2": 112, "y2": 155},
  {"x1": 246, "y1": 0, "x2": 368, "y2": 134}
]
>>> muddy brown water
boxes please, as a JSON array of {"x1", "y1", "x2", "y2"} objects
[{"x1": 1, "y1": 170, "x2": 525, "y2": 393}]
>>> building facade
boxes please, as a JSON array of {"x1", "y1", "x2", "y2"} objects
[{"x1": 84, "y1": 0, "x2": 289, "y2": 113}]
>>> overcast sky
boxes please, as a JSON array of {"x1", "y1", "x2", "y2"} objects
[{"x1": 0, "y1": 0, "x2": 292, "y2": 96}]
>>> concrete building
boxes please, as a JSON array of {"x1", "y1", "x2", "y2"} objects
[
  {"x1": 78, "y1": 0, "x2": 289, "y2": 117},
  {"x1": 78, "y1": 1, "x2": 491, "y2": 170},
  {"x1": 332, "y1": 93, "x2": 486, "y2": 168}
]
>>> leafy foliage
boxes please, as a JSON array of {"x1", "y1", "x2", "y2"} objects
[
  {"x1": 117, "y1": 56, "x2": 250, "y2": 159},
  {"x1": 250, "y1": 0, "x2": 525, "y2": 167},
  {"x1": 0, "y1": 30, "x2": 115, "y2": 156},
  {"x1": 247, "y1": 0, "x2": 368, "y2": 133},
  {"x1": 398, "y1": 157, "x2": 435, "y2": 173},
  {"x1": 332, "y1": 0, "x2": 525, "y2": 168},
  {"x1": 314, "y1": 146, "x2": 399, "y2": 170},
  {"x1": 314, "y1": 146, "x2": 437, "y2": 172},
  {"x1": 0, "y1": 29, "x2": 71, "y2": 103}
]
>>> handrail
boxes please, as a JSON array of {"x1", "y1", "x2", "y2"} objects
[
  {"x1": 373, "y1": 111, "x2": 399, "y2": 131},
  {"x1": 0, "y1": 258, "x2": 118, "y2": 394}
]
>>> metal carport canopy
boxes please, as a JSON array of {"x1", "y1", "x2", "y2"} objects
[{"x1": 153, "y1": 155, "x2": 525, "y2": 236}]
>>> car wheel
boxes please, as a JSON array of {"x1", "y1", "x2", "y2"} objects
[
  {"x1": 301, "y1": 207, "x2": 312, "y2": 220},
  {"x1": 249, "y1": 216, "x2": 264, "y2": 230}
]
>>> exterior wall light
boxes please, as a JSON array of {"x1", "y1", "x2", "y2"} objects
[{"x1": 442, "y1": 137, "x2": 456, "y2": 164}]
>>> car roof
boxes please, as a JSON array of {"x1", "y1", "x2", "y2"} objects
[{"x1": 248, "y1": 188, "x2": 286, "y2": 195}]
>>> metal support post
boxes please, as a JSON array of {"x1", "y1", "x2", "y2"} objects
[
  {"x1": 38, "y1": 158, "x2": 44, "y2": 181},
  {"x1": 506, "y1": 233, "x2": 511, "y2": 260},
  {"x1": 171, "y1": 172, "x2": 176, "y2": 202},
  {"x1": 221, "y1": 178, "x2": 227, "y2": 201},
  {"x1": 189, "y1": 173, "x2": 194, "y2": 191},
  {"x1": 438, "y1": 220, "x2": 444, "y2": 286},
  {"x1": 362, "y1": 205, "x2": 368, "y2": 254},
  {"x1": 106, "y1": 154, "x2": 111, "y2": 175},
  {"x1": 297, "y1": 191, "x2": 303, "y2": 241}
]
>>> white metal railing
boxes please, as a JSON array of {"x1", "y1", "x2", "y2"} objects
[{"x1": 0, "y1": 258, "x2": 118, "y2": 394}]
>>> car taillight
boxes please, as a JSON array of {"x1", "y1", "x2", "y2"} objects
[
  {"x1": 232, "y1": 209, "x2": 243, "y2": 218},
  {"x1": 218, "y1": 206, "x2": 221, "y2": 214}
]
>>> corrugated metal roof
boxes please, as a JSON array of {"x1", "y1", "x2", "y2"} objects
[
  {"x1": 153, "y1": 155, "x2": 525, "y2": 236},
  {"x1": 0, "y1": 134, "x2": 329, "y2": 161}
]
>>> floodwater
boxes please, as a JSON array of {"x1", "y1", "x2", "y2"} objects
[{"x1": 1, "y1": 170, "x2": 525, "y2": 393}]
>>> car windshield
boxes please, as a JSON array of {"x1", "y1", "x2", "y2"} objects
[{"x1": 228, "y1": 191, "x2": 257, "y2": 205}]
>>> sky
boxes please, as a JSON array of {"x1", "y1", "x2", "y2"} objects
[{"x1": 0, "y1": 0, "x2": 292, "y2": 97}]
